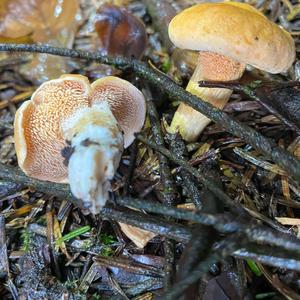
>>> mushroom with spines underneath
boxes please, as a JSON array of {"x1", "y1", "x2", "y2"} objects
[
  {"x1": 168, "y1": 2, "x2": 295, "y2": 142},
  {"x1": 14, "y1": 74, "x2": 146, "y2": 213}
]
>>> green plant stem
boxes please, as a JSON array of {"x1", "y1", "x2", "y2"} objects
[{"x1": 55, "y1": 225, "x2": 91, "y2": 246}]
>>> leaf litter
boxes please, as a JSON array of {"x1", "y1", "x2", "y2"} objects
[{"x1": 0, "y1": 0, "x2": 300, "y2": 299}]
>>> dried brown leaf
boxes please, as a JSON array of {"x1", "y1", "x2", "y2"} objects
[
  {"x1": 0, "y1": 0, "x2": 80, "y2": 83},
  {"x1": 275, "y1": 217, "x2": 300, "y2": 226},
  {"x1": 119, "y1": 222, "x2": 157, "y2": 248},
  {"x1": 0, "y1": 0, "x2": 78, "y2": 42}
]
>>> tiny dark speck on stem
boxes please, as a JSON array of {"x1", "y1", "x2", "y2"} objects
[
  {"x1": 61, "y1": 146, "x2": 75, "y2": 167},
  {"x1": 81, "y1": 139, "x2": 100, "y2": 147}
]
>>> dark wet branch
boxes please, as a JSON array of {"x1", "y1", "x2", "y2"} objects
[
  {"x1": 2, "y1": 162, "x2": 300, "y2": 256},
  {"x1": 145, "y1": 90, "x2": 177, "y2": 206},
  {"x1": 93, "y1": 255, "x2": 164, "y2": 278},
  {"x1": 2, "y1": 165, "x2": 300, "y2": 288},
  {"x1": 165, "y1": 134, "x2": 223, "y2": 292},
  {"x1": 136, "y1": 134, "x2": 242, "y2": 213},
  {"x1": 144, "y1": 91, "x2": 177, "y2": 287},
  {"x1": 0, "y1": 162, "x2": 224, "y2": 230},
  {"x1": 160, "y1": 235, "x2": 242, "y2": 300},
  {"x1": 234, "y1": 247, "x2": 300, "y2": 272},
  {"x1": 0, "y1": 164, "x2": 190, "y2": 242},
  {"x1": 166, "y1": 133, "x2": 202, "y2": 209},
  {"x1": 0, "y1": 44, "x2": 299, "y2": 181},
  {"x1": 0, "y1": 120, "x2": 13, "y2": 131},
  {"x1": 0, "y1": 215, "x2": 9, "y2": 278},
  {"x1": 0, "y1": 163, "x2": 73, "y2": 201},
  {"x1": 115, "y1": 197, "x2": 300, "y2": 255},
  {"x1": 102, "y1": 206, "x2": 191, "y2": 243},
  {"x1": 199, "y1": 80, "x2": 300, "y2": 135},
  {"x1": 123, "y1": 140, "x2": 137, "y2": 196},
  {"x1": 114, "y1": 197, "x2": 236, "y2": 232}
]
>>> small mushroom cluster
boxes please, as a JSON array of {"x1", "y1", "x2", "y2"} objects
[
  {"x1": 14, "y1": 75, "x2": 145, "y2": 213},
  {"x1": 169, "y1": 2, "x2": 295, "y2": 141}
]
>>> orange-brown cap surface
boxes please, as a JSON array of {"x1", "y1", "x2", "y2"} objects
[
  {"x1": 168, "y1": 2, "x2": 295, "y2": 73},
  {"x1": 14, "y1": 75, "x2": 145, "y2": 183}
]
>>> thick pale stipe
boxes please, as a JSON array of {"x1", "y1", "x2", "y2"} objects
[{"x1": 170, "y1": 51, "x2": 245, "y2": 142}]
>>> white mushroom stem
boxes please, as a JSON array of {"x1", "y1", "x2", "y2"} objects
[
  {"x1": 61, "y1": 101, "x2": 123, "y2": 214},
  {"x1": 170, "y1": 51, "x2": 246, "y2": 142}
]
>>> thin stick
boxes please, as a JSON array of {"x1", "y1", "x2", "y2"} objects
[
  {"x1": 145, "y1": 91, "x2": 177, "y2": 206},
  {"x1": 144, "y1": 90, "x2": 177, "y2": 287},
  {"x1": 2, "y1": 162, "x2": 300, "y2": 255},
  {"x1": 160, "y1": 236, "x2": 241, "y2": 300},
  {"x1": 166, "y1": 133, "x2": 202, "y2": 209},
  {"x1": 0, "y1": 44, "x2": 299, "y2": 180},
  {"x1": 136, "y1": 134, "x2": 242, "y2": 213},
  {"x1": 199, "y1": 80, "x2": 300, "y2": 135},
  {"x1": 0, "y1": 121, "x2": 13, "y2": 131}
]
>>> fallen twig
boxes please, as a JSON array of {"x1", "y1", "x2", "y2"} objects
[
  {"x1": 144, "y1": 91, "x2": 177, "y2": 287},
  {"x1": 166, "y1": 133, "x2": 202, "y2": 209},
  {"x1": 160, "y1": 235, "x2": 242, "y2": 300},
  {"x1": 0, "y1": 44, "x2": 299, "y2": 180},
  {"x1": 2, "y1": 162, "x2": 300, "y2": 256},
  {"x1": 136, "y1": 134, "x2": 242, "y2": 212},
  {"x1": 0, "y1": 121, "x2": 13, "y2": 132},
  {"x1": 199, "y1": 80, "x2": 300, "y2": 135}
]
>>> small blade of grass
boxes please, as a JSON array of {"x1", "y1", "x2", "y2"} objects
[
  {"x1": 246, "y1": 259, "x2": 262, "y2": 276},
  {"x1": 55, "y1": 225, "x2": 91, "y2": 246},
  {"x1": 255, "y1": 292, "x2": 276, "y2": 299},
  {"x1": 234, "y1": 148, "x2": 287, "y2": 176},
  {"x1": 287, "y1": 4, "x2": 300, "y2": 20}
]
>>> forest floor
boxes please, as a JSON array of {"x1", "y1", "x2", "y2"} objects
[{"x1": 1, "y1": 0, "x2": 300, "y2": 299}]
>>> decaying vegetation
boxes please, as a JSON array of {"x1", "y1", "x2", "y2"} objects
[{"x1": 1, "y1": 0, "x2": 300, "y2": 299}]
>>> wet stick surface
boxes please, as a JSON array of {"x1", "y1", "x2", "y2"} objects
[
  {"x1": 1, "y1": 2, "x2": 300, "y2": 298},
  {"x1": 2, "y1": 162, "x2": 300, "y2": 256},
  {"x1": 0, "y1": 44, "x2": 299, "y2": 181},
  {"x1": 145, "y1": 95, "x2": 177, "y2": 288}
]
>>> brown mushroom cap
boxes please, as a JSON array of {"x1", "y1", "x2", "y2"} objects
[
  {"x1": 168, "y1": 2, "x2": 295, "y2": 73},
  {"x1": 94, "y1": 4, "x2": 148, "y2": 59},
  {"x1": 14, "y1": 75, "x2": 145, "y2": 182}
]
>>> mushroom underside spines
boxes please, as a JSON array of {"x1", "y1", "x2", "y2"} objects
[
  {"x1": 14, "y1": 75, "x2": 146, "y2": 213},
  {"x1": 15, "y1": 75, "x2": 145, "y2": 183}
]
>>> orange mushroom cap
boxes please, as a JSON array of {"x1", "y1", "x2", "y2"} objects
[
  {"x1": 169, "y1": 2, "x2": 295, "y2": 74},
  {"x1": 14, "y1": 74, "x2": 146, "y2": 183}
]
